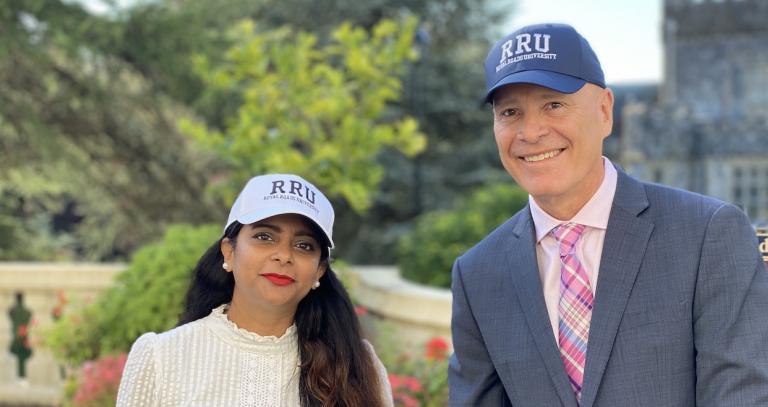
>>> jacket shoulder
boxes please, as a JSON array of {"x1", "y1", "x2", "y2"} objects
[{"x1": 458, "y1": 206, "x2": 530, "y2": 267}]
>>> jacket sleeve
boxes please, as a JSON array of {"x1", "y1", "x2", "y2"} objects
[
  {"x1": 116, "y1": 332, "x2": 160, "y2": 407},
  {"x1": 693, "y1": 203, "x2": 768, "y2": 406},
  {"x1": 448, "y1": 258, "x2": 512, "y2": 406}
]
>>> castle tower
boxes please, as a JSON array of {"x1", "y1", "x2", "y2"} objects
[
  {"x1": 620, "y1": 0, "x2": 768, "y2": 222},
  {"x1": 662, "y1": 0, "x2": 768, "y2": 120}
]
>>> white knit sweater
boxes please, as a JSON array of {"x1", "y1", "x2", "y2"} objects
[{"x1": 116, "y1": 305, "x2": 393, "y2": 406}]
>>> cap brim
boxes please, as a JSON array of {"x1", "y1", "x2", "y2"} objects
[
  {"x1": 485, "y1": 70, "x2": 586, "y2": 103},
  {"x1": 229, "y1": 209, "x2": 335, "y2": 249}
]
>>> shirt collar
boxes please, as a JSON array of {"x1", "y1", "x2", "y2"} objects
[{"x1": 529, "y1": 157, "x2": 618, "y2": 243}]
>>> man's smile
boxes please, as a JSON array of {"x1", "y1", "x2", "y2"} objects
[{"x1": 520, "y1": 148, "x2": 565, "y2": 163}]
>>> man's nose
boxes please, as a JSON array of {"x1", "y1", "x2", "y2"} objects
[{"x1": 516, "y1": 115, "x2": 547, "y2": 143}]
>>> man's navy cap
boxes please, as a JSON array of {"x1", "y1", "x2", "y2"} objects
[{"x1": 484, "y1": 23, "x2": 605, "y2": 103}]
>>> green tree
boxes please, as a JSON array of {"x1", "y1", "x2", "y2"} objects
[
  {"x1": 97, "y1": 0, "x2": 516, "y2": 262},
  {"x1": 0, "y1": 0, "x2": 218, "y2": 260},
  {"x1": 0, "y1": 0, "x2": 514, "y2": 262},
  {"x1": 181, "y1": 18, "x2": 426, "y2": 211}
]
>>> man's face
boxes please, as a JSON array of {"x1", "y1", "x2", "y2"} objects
[{"x1": 491, "y1": 83, "x2": 614, "y2": 219}]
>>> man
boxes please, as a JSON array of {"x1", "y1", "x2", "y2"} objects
[{"x1": 448, "y1": 23, "x2": 768, "y2": 406}]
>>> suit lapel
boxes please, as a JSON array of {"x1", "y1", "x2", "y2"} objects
[
  {"x1": 579, "y1": 171, "x2": 654, "y2": 407},
  {"x1": 507, "y1": 210, "x2": 579, "y2": 407}
]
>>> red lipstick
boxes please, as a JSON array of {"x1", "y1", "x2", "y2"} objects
[{"x1": 262, "y1": 273, "x2": 295, "y2": 286}]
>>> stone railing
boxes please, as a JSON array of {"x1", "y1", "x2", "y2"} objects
[
  {"x1": 344, "y1": 266, "x2": 452, "y2": 349},
  {"x1": 0, "y1": 262, "x2": 124, "y2": 406},
  {"x1": 0, "y1": 262, "x2": 451, "y2": 406}
]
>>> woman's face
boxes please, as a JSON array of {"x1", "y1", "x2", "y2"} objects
[{"x1": 221, "y1": 214, "x2": 326, "y2": 315}]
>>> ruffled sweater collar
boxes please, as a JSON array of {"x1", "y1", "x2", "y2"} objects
[{"x1": 203, "y1": 304, "x2": 298, "y2": 352}]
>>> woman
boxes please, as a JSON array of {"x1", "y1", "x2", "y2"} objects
[{"x1": 117, "y1": 174, "x2": 393, "y2": 406}]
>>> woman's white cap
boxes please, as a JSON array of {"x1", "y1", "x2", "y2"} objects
[{"x1": 224, "y1": 174, "x2": 335, "y2": 248}]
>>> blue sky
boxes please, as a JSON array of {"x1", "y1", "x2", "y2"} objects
[{"x1": 508, "y1": 0, "x2": 662, "y2": 85}]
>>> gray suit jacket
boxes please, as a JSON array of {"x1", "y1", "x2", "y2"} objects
[{"x1": 448, "y1": 170, "x2": 768, "y2": 406}]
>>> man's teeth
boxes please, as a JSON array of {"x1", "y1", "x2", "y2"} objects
[{"x1": 523, "y1": 149, "x2": 562, "y2": 162}]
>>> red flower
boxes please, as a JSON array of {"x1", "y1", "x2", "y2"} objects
[
  {"x1": 424, "y1": 337, "x2": 449, "y2": 361},
  {"x1": 389, "y1": 373, "x2": 422, "y2": 393},
  {"x1": 16, "y1": 324, "x2": 28, "y2": 338},
  {"x1": 354, "y1": 305, "x2": 368, "y2": 316}
]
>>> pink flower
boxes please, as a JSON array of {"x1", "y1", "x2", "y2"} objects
[
  {"x1": 393, "y1": 393, "x2": 420, "y2": 407},
  {"x1": 57, "y1": 291, "x2": 68, "y2": 305},
  {"x1": 354, "y1": 305, "x2": 368, "y2": 316},
  {"x1": 389, "y1": 373, "x2": 422, "y2": 393},
  {"x1": 72, "y1": 353, "x2": 128, "y2": 405}
]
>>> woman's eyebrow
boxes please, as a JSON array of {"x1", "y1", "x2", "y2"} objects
[
  {"x1": 250, "y1": 223, "x2": 318, "y2": 240},
  {"x1": 250, "y1": 222, "x2": 281, "y2": 232}
]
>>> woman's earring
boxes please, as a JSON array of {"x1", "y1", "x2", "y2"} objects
[
  {"x1": 312, "y1": 281, "x2": 320, "y2": 289},
  {"x1": 222, "y1": 262, "x2": 230, "y2": 271}
]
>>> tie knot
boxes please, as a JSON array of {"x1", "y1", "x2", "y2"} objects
[{"x1": 551, "y1": 223, "x2": 586, "y2": 257}]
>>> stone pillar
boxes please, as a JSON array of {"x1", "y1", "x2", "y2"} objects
[
  {"x1": 0, "y1": 291, "x2": 17, "y2": 383},
  {"x1": 24, "y1": 291, "x2": 63, "y2": 387},
  {"x1": 662, "y1": 18, "x2": 678, "y2": 106}
]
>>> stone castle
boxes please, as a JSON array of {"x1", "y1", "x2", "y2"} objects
[{"x1": 618, "y1": 0, "x2": 768, "y2": 222}]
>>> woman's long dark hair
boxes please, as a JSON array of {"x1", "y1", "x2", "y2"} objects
[{"x1": 179, "y1": 221, "x2": 385, "y2": 407}]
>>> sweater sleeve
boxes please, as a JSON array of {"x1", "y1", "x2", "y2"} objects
[
  {"x1": 364, "y1": 339, "x2": 394, "y2": 407},
  {"x1": 116, "y1": 332, "x2": 160, "y2": 407}
]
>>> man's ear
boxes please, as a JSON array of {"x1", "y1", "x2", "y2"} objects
[
  {"x1": 220, "y1": 238, "x2": 234, "y2": 270},
  {"x1": 599, "y1": 87, "x2": 615, "y2": 139}
]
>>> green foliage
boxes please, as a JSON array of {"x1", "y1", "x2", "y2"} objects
[
  {"x1": 180, "y1": 18, "x2": 426, "y2": 212},
  {"x1": 397, "y1": 183, "x2": 528, "y2": 288},
  {"x1": 45, "y1": 224, "x2": 219, "y2": 365},
  {"x1": 1, "y1": 0, "x2": 513, "y2": 263}
]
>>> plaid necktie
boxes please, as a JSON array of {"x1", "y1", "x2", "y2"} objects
[{"x1": 552, "y1": 223, "x2": 593, "y2": 402}]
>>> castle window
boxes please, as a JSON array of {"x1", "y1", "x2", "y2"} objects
[{"x1": 731, "y1": 164, "x2": 768, "y2": 222}]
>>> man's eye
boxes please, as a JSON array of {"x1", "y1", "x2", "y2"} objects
[
  {"x1": 496, "y1": 108, "x2": 519, "y2": 120},
  {"x1": 547, "y1": 102, "x2": 563, "y2": 109},
  {"x1": 501, "y1": 108, "x2": 518, "y2": 117}
]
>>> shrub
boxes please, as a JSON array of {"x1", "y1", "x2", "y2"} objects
[
  {"x1": 45, "y1": 223, "x2": 220, "y2": 366},
  {"x1": 397, "y1": 183, "x2": 527, "y2": 287}
]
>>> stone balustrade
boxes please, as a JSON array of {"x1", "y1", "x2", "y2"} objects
[
  {"x1": 0, "y1": 263, "x2": 124, "y2": 406},
  {"x1": 343, "y1": 266, "x2": 452, "y2": 349}
]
